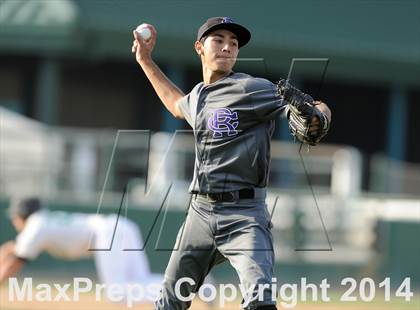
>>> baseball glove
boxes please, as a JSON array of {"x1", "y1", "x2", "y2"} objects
[{"x1": 277, "y1": 79, "x2": 330, "y2": 146}]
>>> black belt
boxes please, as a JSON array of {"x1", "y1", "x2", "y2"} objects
[{"x1": 192, "y1": 188, "x2": 255, "y2": 202}]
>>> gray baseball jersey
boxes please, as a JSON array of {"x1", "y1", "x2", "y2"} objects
[
  {"x1": 177, "y1": 72, "x2": 287, "y2": 193},
  {"x1": 156, "y1": 72, "x2": 286, "y2": 310}
]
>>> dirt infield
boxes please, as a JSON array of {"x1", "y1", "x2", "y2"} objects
[{"x1": 2, "y1": 296, "x2": 419, "y2": 309}]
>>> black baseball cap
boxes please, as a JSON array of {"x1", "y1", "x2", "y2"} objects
[
  {"x1": 197, "y1": 17, "x2": 251, "y2": 48},
  {"x1": 7, "y1": 197, "x2": 43, "y2": 220}
]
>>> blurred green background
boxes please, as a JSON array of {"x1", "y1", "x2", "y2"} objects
[{"x1": 0, "y1": 0, "x2": 419, "y2": 307}]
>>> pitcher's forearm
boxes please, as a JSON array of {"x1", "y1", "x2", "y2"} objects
[{"x1": 139, "y1": 59, "x2": 184, "y2": 118}]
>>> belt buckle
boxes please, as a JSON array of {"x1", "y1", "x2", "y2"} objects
[{"x1": 223, "y1": 192, "x2": 236, "y2": 202}]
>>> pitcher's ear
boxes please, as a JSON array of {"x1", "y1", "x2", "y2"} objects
[{"x1": 195, "y1": 41, "x2": 203, "y2": 56}]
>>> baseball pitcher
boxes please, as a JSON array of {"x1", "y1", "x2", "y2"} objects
[{"x1": 132, "y1": 16, "x2": 331, "y2": 310}]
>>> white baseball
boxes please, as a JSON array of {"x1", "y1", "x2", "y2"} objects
[{"x1": 136, "y1": 25, "x2": 151, "y2": 41}]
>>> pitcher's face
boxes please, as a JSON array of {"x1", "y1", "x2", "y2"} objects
[{"x1": 197, "y1": 29, "x2": 239, "y2": 74}]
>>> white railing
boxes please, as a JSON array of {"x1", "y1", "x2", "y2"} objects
[
  {"x1": 2, "y1": 109, "x2": 419, "y2": 265},
  {"x1": 370, "y1": 154, "x2": 420, "y2": 196}
]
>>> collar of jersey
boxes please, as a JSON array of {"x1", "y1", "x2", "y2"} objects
[{"x1": 203, "y1": 71, "x2": 236, "y2": 88}]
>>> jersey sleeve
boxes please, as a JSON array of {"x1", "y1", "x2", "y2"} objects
[
  {"x1": 245, "y1": 78, "x2": 288, "y2": 121},
  {"x1": 176, "y1": 94, "x2": 193, "y2": 128},
  {"x1": 14, "y1": 214, "x2": 45, "y2": 260}
]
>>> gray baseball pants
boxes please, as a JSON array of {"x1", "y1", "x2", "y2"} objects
[{"x1": 154, "y1": 189, "x2": 276, "y2": 309}]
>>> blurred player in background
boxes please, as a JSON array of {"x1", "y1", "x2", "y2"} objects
[{"x1": 0, "y1": 197, "x2": 163, "y2": 303}]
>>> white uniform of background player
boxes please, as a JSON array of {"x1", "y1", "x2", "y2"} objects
[{"x1": 1, "y1": 198, "x2": 163, "y2": 303}]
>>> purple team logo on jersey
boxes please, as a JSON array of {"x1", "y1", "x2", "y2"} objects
[{"x1": 207, "y1": 108, "x2": 239, "y2": 138}]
